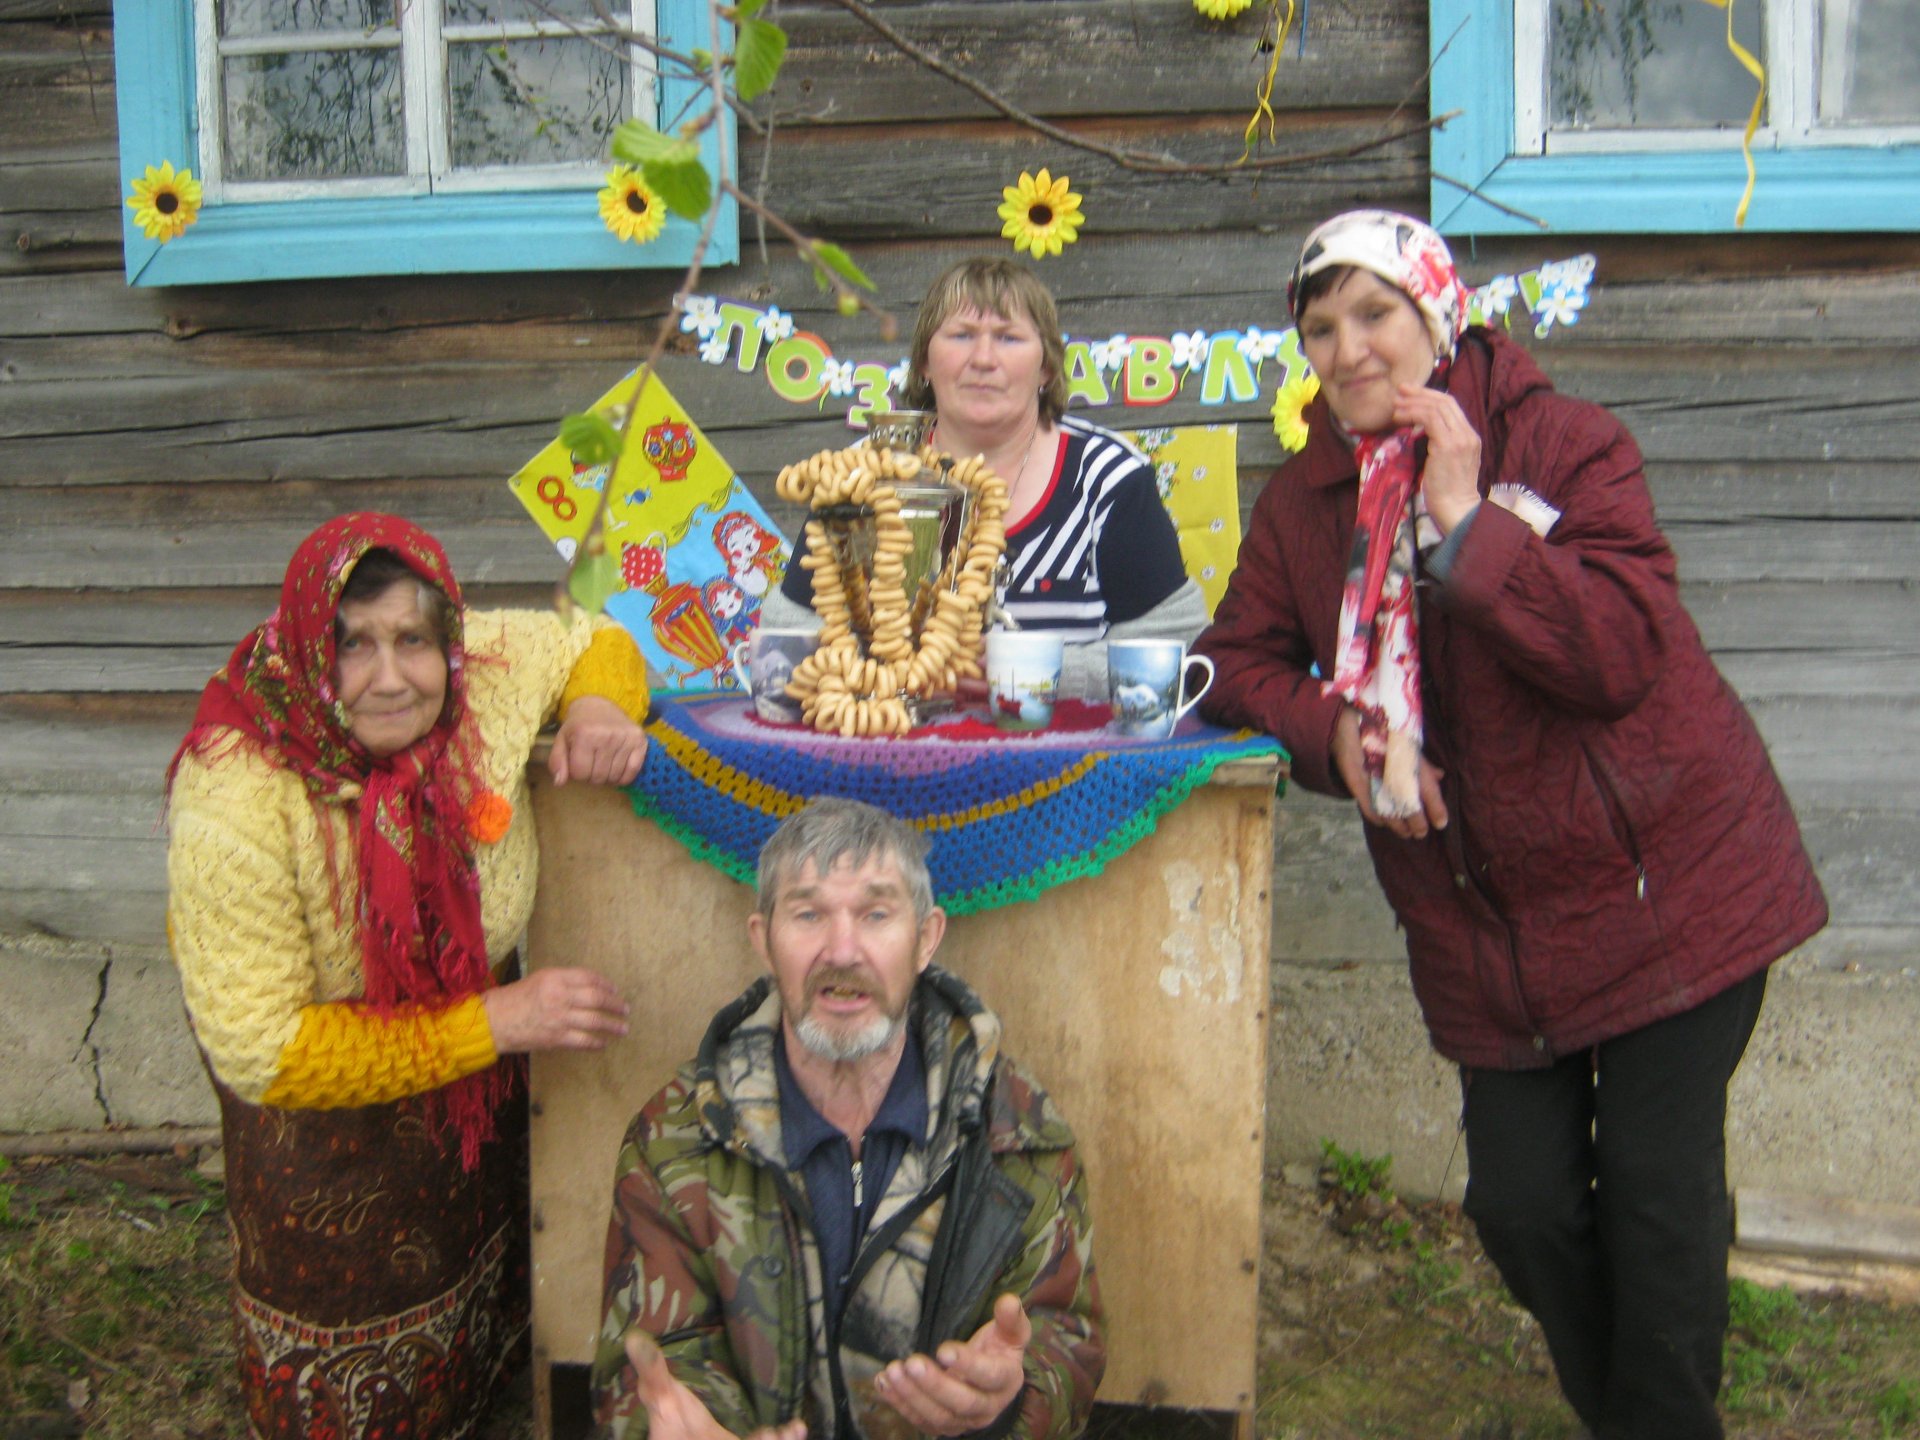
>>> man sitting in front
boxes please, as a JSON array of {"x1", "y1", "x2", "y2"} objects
[{"x1": 592, "y1": 797, "x2": 1104, "y2": 1440}]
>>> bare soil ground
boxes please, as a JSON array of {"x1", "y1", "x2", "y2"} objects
[{"x1": 2, "y1": 1149, "x2": 1915, "y2": 1439}]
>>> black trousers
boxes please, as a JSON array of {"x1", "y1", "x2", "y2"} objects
[{"x1": 1460, "y1": 969, "x2": 1768, "y2": 1440}]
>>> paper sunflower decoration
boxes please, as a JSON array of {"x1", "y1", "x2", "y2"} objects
[
  {"x1": 997, "y1": 169, "x2": 1084, "y2": 259},
  {"x1": 598, "y1": 166, "x2": 667, "y2": 244},
  {"x1": 1194, "y1": 0, "x2": 1255, "y2": 15},
  {"x1": 125, "y1": 162, "x2": 203, "y2": 243},
  {"x1": 1271, "y1": 371, "x2": 1320, "y2": 453}
]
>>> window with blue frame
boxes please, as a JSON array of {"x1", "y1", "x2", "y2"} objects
[
  {"x1": 114, "y1": 0, "x2": 736, "y2": 284},
  {"x1": 1430, "y1": 0, "x2": 1920, "y2": 234}
]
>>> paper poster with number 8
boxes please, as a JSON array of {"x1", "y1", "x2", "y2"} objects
[{"x1": 507, "y1": 368, "x2": 793, "y2": 692}]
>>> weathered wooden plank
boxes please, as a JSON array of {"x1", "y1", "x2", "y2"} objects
[
  {"x1": 1523, "y1": 347, "x2": 1920, "y2": 464},
  {"x1": 0, "y1": 885, "x2": 161, "y2": 946},
  {"x1": 0, "y1": 16, "x2": 116, "y2": 153},
  {"x1": 1268, "y1": 793, "x2": 1918, "y2": 965},
  {"x1": 0, "y1": 2, "x2": 111, "y2": 20},
  {"x1": 1736, "y1": 1188, "x2": 1920, "y2": 1264},
  {"x1": 772, "y1": 0, "x2": 1425, "y2": 122},
  {"x1": 750, "y1": 111, "x2": 1426, "y2": 237},
  {"x1": 0, "y1": 583, "x2": 552, "y2": 643},
  {"x1": 0, "y1": 693, "x2": 194, "y2": 792},
  {"x1": 1683, "y1": 581, "x2": 1920, "y2": 652}
]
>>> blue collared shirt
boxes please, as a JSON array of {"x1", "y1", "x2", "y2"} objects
[{"x1": 774, "y1": 1029, "x2": 928, "y2": 1330}]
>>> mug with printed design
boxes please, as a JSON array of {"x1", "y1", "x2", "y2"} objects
[{"x1": 1106, "y1": 639, "x2": 1214, "y2": 739}]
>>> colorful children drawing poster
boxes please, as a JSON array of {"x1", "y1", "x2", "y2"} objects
[
  {"x1": 1121, "y1": 424, "x2": 1240, "y2": 616},
  {"x1": 507, "y1": 369, "x2": 791, "y2": 690}
]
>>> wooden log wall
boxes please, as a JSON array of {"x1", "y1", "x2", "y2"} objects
[{"x1": 2, "y1": 0, "x2": 1916, "y2": 1132}]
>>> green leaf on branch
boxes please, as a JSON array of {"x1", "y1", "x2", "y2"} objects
[
  {"x1": 558, "y1": 411, "x2": 621, "y2": 466},
  {"x1": 690, "y1": 48, "x2": 715, "y2": 75},
  {"x1": 567, "y1": 548, "x2": 621, "y2": 617},
  {"x1": 733, "y1": 0, "x2": 769, "y2": 18},
  {"x1": 733, "y1": 18, "x2": 788, "y2": 101},
  {"x1": 809, "y1": 240, "x2": 876, "y2": 294},
  {"x1": 611, "y1": 119, "x2": 695, "y2": 168},
  {"x1": 645, "y1": 156, "x2": 712, "y2": 220}
]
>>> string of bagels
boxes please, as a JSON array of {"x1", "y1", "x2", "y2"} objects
[{"x1": 772, "y1": 443, "x2": 1010, "y2": 737}]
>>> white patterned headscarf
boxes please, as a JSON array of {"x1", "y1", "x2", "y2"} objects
[
  {"x1": 1288, "y1": 211, "x2": 1471, "y2": 823},
  {"x1": 1287, "y1": 209, "x2": 1470, "y2": 365}
]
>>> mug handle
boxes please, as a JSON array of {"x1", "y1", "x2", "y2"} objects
[
  {"x1": 729, "y1": 640, "x2": 753, "y2": 695},
  {"x1": 1172, "y1": 654, "x2": 1215, "y2": 725}
]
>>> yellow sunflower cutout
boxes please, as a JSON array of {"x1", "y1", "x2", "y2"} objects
[
  {"x1": 1194, "y1": 0, "x2": 1255, "y2": 15},
  {"x1": 998, "y1": 169, "x2": 1085, "y2": 259},
  {"x1": 1271, "y1": 370, "x2": 1320, "y2": 453},
  {"x1": 599, "y1": 167, "x2": 667, "y2": 244},
  {"x1": 125, "y1": 162, "x2": 203, "y2": 243}
]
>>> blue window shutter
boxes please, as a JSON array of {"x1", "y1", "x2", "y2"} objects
[{"x1": 113, "y1": 0, "x2": 738, "y2": 284}]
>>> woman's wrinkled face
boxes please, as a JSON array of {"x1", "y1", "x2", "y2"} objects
[
  {"x1": 922, "y1": 303, "x2": 1047, "y2": 437},
  {"x1": 1297, "y1": 270, "x2": 1439, "y2": 435},
  {"x1": 333, "y1": 582, "x2": 448, "y2": 757}
]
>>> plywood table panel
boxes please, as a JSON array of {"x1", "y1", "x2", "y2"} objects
[{"x1": 525, "y1": 756, "x2": 1277, "y2": 1423}]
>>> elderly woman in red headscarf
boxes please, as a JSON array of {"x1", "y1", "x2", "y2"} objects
[
  {"x1": 166, "y1": 513, "x2": 651, "y2": 1439},
  {"x1": 1196, "y1": 212, "x2": 1827, "y2": 1439}
]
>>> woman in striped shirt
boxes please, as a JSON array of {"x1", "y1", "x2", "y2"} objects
[{"x1": 767, "y1": 257, "x2": 1206, "y2": 699}]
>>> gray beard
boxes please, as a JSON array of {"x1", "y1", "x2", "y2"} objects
[{"x1": 793, "y1": 1008, "x2": 905, "y2": 1063}]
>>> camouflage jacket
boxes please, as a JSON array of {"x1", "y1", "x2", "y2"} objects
[{"x1": 591, "y1": 965, "x2": 1104, "y2": 1440}]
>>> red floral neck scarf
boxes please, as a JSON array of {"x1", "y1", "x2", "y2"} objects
[
  {"x1": 168, "y1": 513, "x2": 505, "y2": 1165},
  {"x1": 1290, "y1": 211, "x2": 1471, "y2": 822}
]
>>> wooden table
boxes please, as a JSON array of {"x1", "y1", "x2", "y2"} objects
[{"x1": 524, "y1": 751, "x2": 1279, "y2": 1435}]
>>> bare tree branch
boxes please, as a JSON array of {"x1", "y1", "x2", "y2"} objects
[{"x1": 815, "y1": 0, "x2": 1453, "y2": 177}]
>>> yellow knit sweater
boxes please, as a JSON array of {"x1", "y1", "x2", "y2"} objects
[{"x1": 167, "y1": 610, "x2": 648, "y2": 1109}]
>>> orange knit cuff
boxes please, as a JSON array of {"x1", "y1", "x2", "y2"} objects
[
  {"x1": 559, "y1": 625, "x2": 650, "y2": 724},
  {"x1": 262, "y1": 995, "x2": 498, "y2": 1109}
]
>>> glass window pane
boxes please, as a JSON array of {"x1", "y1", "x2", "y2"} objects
[
  {"x1": 1548, "y1": 0, "x2": 1765, "y2": 131},
  {"x1": 218, "y1": 1, "x2": 394, "y2": 39},
  {"x1": 222, "y1": 49, "x2": 405, "y2": 180},
  {"x1": 445, "y1": 0, "x2": 607, "y2": 22},
  {"x1": 1821, "y1": 0, "x2": 1920, "y2": 124},
  {"x1": 446, "y1": 37, "x2": 628, "y2": 168}
]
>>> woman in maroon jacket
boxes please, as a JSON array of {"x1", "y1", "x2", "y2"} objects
[{"x1": 1197, "y1": 211, "x2": 1826, "y2": 1439}]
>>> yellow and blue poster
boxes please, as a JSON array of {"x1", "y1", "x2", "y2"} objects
[{"x1": 508, "y1": 369, "x2": 790, "y2": 690}]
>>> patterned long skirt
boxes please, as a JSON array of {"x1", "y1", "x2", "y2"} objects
[{"x1": 213, "y1": 1060, "x2": 530, "y2": 1440}]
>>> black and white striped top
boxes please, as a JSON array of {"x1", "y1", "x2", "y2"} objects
[
  {"x1": 781, "y1": 415, "x2": 1188, "y2": 640},
  {"x1": 997, "y1": 415, "x2": 1189, "y2": 637}
]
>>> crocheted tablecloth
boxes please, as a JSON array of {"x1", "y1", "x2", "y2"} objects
[{"x1": 630, "y1": 694, "x2": 1287, "y2": 915}]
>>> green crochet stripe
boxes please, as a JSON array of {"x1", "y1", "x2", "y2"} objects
[
  {"x1": 939, "y1": 749, "x2": 1277, "y2": 915},
  {"x1": 626, "y1": 746, "x2": 1288, "y2": 916},
  {"x1": 629, "y1": 789, "x2": 761, "y2": 889}
]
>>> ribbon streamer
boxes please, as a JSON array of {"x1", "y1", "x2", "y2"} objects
[{"x1": 1697, "y1": 0, "x2": 1766, "y2": 227}]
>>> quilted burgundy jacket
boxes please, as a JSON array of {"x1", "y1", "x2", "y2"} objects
[{"x1": 1198, "y1": 328, "x2": 1827, "y2": 1069}]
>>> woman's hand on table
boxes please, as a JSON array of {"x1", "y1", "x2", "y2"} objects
[
  {"x1": 551, "y1": 695, "x2": 648, "y2": 787},
  {"x1": 1394, "y1": 384, "x2": 1482, "y2": 535},
  {"x1": 1332, "y1": 706, "x2": 1449, "y2": 841},
  {"x1": 483, "y1": 967, "x2": 630, "y2": 1053}
]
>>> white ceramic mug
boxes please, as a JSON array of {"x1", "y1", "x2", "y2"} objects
[
  {"x1": 984, "y1": 629, "x2": 1065, "y2": 732},
  {"x1": 729, "y1": 628, "x2": 818, "y2": 723},
  {"x1": 1106, "y1": 638, "x2": 1215, "y2": 739}
]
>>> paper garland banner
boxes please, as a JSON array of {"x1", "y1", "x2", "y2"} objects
[
  {"x1": 675, "y1": 255, "x2": 1597, "y2": 427},
  {"x1": 507, "y1": 369, "x2": 790, "y2": 691}
]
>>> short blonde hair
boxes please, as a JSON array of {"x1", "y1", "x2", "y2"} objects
[{"x1": 904, "y1": 257, "x2": 1068, "y2": 425}]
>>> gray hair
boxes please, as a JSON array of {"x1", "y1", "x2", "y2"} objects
[{"x1": 756, "y1": 798, "x2": 935, "y2": 922}]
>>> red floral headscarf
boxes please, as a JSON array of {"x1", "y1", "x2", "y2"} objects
[{"x1": 168, "y1": 513, "x2": 506, "y2": 1164}]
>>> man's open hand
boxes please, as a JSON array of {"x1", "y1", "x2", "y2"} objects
[
  {"x1": 624, "y1": 1332, "x2": 806, "y2": 1440},
  {"x1": 872, "y1": 1293, "x2": 1029, "y2": 1435}
]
